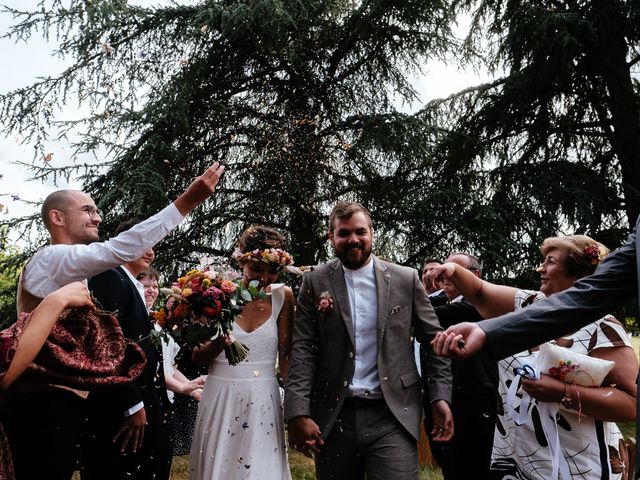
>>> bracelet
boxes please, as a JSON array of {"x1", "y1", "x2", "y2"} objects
[
  {"x1": 573, "y1": 383, "x2": 582, "y2": 422},
  {"x1": 559, "y1": 383, "x2": 573, "y2": 410}
]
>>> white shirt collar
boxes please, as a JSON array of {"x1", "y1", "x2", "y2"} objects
[
  {"x1": 342, "y1": 257, "x2": 374, "y2": 277},
  {"x1": 121, "y1": 266, "x2": 146, "y2": 305}
]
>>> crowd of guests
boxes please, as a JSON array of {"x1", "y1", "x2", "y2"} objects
[{"x1": 0, "y1": 160, "x2": 637, "y2": 480}]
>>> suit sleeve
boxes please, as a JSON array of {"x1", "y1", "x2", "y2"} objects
[
  {"x1": 88, "y1": 270, "x2": 144, "y2": 412},
  {"x1": 283, "y1": 273, "x2": 320, "y2": 421},
  {"x1": 481, "y1": 225, "x2": 638, "y2": 359},
  {"x1": 412, "y1": 271, "x2": 452, "y2": 404},
  {"x1": 434, "y1": 301, "x2": 483, "y2": 329}
]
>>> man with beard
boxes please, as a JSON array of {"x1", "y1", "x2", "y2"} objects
[{"x1": 285, "y1": 201, "x2": 453, "y2": 480}]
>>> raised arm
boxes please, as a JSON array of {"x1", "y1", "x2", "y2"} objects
[
  {"x1": 431, "y1": 262, "x2": 518, "y2": 319},
  {"x1": 0, "y1": 282, "x2": 93, "y2": 390},
  {"x1": 25, "y1": 162, "x2": 226, "y2": 298}
]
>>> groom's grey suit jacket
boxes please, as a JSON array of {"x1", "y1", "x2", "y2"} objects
[
  {"x1": 480, "y1": 215, "x2": 639, "y2": 358},
  {"x1": 284, "y1": 256, "x2": 452, "y2": 441}
]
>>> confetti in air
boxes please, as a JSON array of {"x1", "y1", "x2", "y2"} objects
[{"x1": 100, "y1": 43, "x2": 114, "y2": 55}]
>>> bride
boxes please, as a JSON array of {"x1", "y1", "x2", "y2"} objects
[{"x1": 189, "y1": 226, "x2": 294, "y2": 480}]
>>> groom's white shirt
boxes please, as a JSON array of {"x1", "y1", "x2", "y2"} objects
[{"x1": 343, "y1": 259, "x2": 381, "y2": 398}]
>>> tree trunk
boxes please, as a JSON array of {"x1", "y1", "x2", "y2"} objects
[{"x1": 591, "y1": 1, "x2": 640, "y2": 225}]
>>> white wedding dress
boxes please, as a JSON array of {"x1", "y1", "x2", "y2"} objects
[{"x1": 189, "y1": 284, "x2": 291, "y2": 480}]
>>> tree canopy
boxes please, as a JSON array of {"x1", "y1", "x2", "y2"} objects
[{"x1": 0, "y1": 0, "x2": 638, "y2": 296}]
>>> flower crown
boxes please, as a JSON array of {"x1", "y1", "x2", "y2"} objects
[
  {"x1": 583, "y1": 244, "x2": 605, "y2": 266},
  {"x1": 232, "y1": 248, "x2": 294, "y2": 269}
]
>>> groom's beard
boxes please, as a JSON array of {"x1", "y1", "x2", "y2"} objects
[{"x1": 336, "y1": 242, "x2": 372, "y2": 270}]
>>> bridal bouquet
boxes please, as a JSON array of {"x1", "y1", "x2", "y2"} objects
[{"x1": 154, "y1": 264, "x2": 264, "y2": 365}]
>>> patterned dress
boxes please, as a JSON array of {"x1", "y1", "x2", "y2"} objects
[{"x1": 491, "y1": 289, "x2": 631, "y2": 480}]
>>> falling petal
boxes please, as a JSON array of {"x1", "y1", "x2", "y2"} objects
[{"x1": 100, "y1": 43, "x2": 114, "y2": 55}]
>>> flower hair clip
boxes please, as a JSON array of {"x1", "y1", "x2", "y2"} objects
[
  {"x1": 583, "y1": 244, "x2": 604, "y2": 266},
  {"x1": 232, "y1": 248, "x2": 294, "y2": 270}
]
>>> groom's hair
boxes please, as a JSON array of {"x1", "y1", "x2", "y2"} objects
[{"x1": 329, "y1": 201, "x2": 372, "y2": 233}]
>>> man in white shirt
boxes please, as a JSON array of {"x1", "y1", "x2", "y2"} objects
[
  {"x1": 4, "y1": 162, "x2": 224, "y2": 480},
  {"x1": 285, "y1": 201, "x2": 453, "y2": 480}
]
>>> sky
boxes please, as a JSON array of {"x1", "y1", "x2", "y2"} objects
[{"x1": 0, "y1": 1, "x2": 489, "y2": 228}]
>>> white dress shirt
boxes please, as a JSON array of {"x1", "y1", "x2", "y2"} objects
[
  {"x1": 343, "y1": 259, "x2": 381, "y2": 398},
  {"x1": 23, "y1": 203, "x2": 184, "y2": 299},
  {"x1": 120, "y1": 266, "x2": 150, "y2": 416}
]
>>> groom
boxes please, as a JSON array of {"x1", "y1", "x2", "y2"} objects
[{"x1": 285, "y1": 201, "x2": 453, "y2": 479}]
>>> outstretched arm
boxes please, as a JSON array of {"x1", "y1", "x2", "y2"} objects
[
  {"x1": 0, "y1": 282, "x2": 93, "y2": 390},
  {"x1": 480, "y1": 227, "x2": 637, "y2": 359},
  {"x1": 25, "y1": 162, "x2": 226, "y2": 298},
  {"x1": 430, "y1": 262, "x2": 518, "y2": 319}
]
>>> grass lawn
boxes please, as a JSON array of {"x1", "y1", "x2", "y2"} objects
[{"x1": 169, "y1": 453, "x2": 444, "y2": 479}]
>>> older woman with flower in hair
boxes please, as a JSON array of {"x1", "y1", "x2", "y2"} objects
[
  {"x1": 430, "y1": 235, "x2": 637, "y2": 480},
  {"x1": 189, "y1": 225, "x2": 295, "y2": 480}
]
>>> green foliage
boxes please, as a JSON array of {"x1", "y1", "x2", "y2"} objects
[
  {"x1": 1, "y1": 0, "x2": 639, "y2": 288},
  {"x1": 0, "y1": 228, "x2": 21, "y2": 328},
  {"x1": 0, "y1": 0, "x2": 463, "y2": 277}
]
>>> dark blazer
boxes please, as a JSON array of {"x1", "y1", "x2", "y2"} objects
[
  {"x1": 480, "y1": 216, "x2": 638, "y2": 359},
  {"x1": 87, "y1": 266, "x2": 168, "y2": 424},
  {"x1": 284, "y1": 256, "x2": 452, "y2": 441},
  {"x1": 83, "y1": 266, "x2": 172, "y2": 480}
]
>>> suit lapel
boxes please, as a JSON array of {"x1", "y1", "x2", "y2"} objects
[
  {"x1": 328, "y1": 261, "x2": 355, "y2": 347},
  {"x1": 373, "y1": 257, "x2": 390, "y2": 350},
  {"x1": 116, "y1": 266, "x2": 153, "y2": 330}
]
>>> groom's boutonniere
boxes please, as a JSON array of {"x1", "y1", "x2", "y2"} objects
[{"x1": 315, "y1": 291, "x2": 334, "y2": 314}]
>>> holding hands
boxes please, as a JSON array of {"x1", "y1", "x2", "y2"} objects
[{"x1": 287, "y1": 416, "x2": 324, "y2": 458}]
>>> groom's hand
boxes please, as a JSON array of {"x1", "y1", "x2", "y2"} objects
[
  {"x1": 174, "y1": 162, "x2": 225, "y2": 216},
  {"x1": 287, "y1": 415, "x2": 324, "y2": 458}
]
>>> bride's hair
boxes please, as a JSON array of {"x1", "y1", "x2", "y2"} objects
[{"x1": 236, "y1": 225, "x2": 287, "y2": 253}]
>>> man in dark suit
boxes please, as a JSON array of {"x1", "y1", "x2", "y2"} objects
[
  {"x1": 82, "y1": 220, "x2": 171, "y2": 480},
  {"x1": 422, "y1": 253, "x2": 497, "y2": 480},
  {"x1": 284, "y1": 201, "x2": 453, "y2": 480},
  {"x1": 432, "y1": 215, "x2": 640, "y2": 478}
]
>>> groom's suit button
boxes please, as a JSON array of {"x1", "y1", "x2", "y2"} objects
[
  {"x1": 343, "y1": 381, "x2": 348, "y2": 387},
  {"x1": 349, "y1": 352, "x2": 353, "y2": 358}
]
